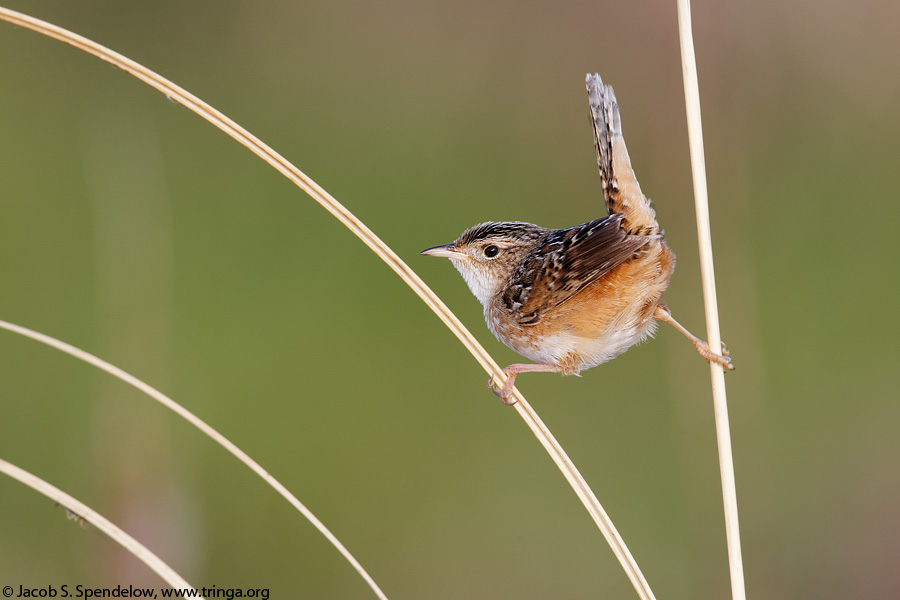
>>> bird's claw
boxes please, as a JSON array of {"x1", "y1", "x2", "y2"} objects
[
  {"x1": 695, "y1": 340, "x2": 735, "y2": 371},
  {"x1": 487, "y1": 374, "x2": 518, "y2": 405}
]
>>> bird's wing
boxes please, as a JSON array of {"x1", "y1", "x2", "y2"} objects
[{"x1": 502, "y1": 214, "x2": 653, "y2": 325}]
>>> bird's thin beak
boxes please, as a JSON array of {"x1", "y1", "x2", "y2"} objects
[{"x1": 420, "y1": 243, "x2": 463, "y2": 259}]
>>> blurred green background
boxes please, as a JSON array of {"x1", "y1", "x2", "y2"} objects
[{"x1": 1, "y1": 0, "x2": 898, "y2": 598}]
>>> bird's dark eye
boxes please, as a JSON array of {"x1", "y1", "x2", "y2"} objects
[{"x1": 484, "y1": 245, "x2": 500, "y2": 258}]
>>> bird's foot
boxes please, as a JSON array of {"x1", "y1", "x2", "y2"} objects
[
  {"x1": 487, "y1": 371, "x2": 519, "y2": 405},
  {"x1": 694, "y1": 340, "x2": 735, "y2": 371}
]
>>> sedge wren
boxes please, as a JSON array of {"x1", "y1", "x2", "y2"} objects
[{"x1": 422, "y1": 73, "x2": 733, "y2": 402}]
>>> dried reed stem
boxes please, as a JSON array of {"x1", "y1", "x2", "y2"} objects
[
  {"x1": 0, "y1": 319, "x2": 389, "y2": 600},
  {"x1": 676, "y1": 1, "x2": 746, "y2": 598},
  {"x1": 0, "y1": 457, "x2": 197, "y2": 591},
  {"x1": 0, "y1": 6, "x2": 655, "y2": 599}
]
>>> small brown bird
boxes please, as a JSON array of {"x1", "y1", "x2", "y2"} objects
[{"x1": 422, "y1": 73, "x2": 733, "y2": 402}]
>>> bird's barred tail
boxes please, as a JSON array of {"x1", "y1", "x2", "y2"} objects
[{"x1": 586, "y1": 73, "x2": 659, "y2": 236}]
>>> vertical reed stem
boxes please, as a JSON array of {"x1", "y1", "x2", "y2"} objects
[{"x1": 675, "y1": 1, "x2": 747, "y2": 598}]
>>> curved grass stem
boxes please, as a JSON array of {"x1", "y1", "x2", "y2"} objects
[
  {"x1": 0, "y1": 319, "x2": 388, "y2": 600},
  {"x1": 0, "y1": 7, "x2": 655, "y2": 599},
  {"x1": 0, "y1": 458, "x2": 198, "y2": 592}
]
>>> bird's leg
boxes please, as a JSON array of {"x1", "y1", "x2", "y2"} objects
[
  {"x1": 654, "y1": 304, "x2": 734, "y2": 370},
  {"x1": 488, "y1": 363, "x2": 562, "y2": 404}
]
